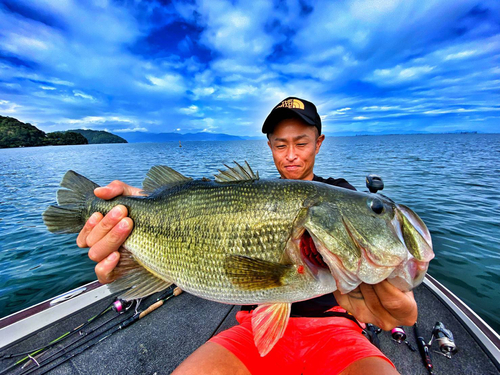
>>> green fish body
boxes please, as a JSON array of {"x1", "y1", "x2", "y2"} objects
[{"x1": 43, "y1": 162, "x2": 434, "y2": 356}]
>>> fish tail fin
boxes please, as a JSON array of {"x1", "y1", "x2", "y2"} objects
[{"x1": 43, "y1": 170, "x2": 99, "y2": 233}]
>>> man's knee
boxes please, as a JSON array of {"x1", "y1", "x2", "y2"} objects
[{"x1": 171, "y1": 342, "x2": 251, "y2": 375}]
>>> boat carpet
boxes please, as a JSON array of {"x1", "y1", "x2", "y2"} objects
[{"x1": 1, "y1": 283, "x2": 499, "y2": 374}]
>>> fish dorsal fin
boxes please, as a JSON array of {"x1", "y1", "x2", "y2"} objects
[
  {"x1": 225, "y1": 255, "x2": 292, "y2": 290},
  {"x1": 252, "y1": 302, "x2": 291, "y2": 356},
  {"x1": 107, "y1": 247, "x2": 173, "y2": 300},
  {"x1": 142, "y1": 165, "x2": 192, "y2": 193},
  {"x1": 215, "y1": 161, "x2": 259, "y2": 183}
]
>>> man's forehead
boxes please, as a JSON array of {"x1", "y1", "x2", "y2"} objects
[
  {"x1": 269, "y1": 119, "x2": 319, "y2": 139},
  {"x1": 271, "y1": 133, "x2": 313, "y2": 142}
]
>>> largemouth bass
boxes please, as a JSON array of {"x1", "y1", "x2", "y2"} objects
[{"x1": 43, "y1": 162, "x2": 434, "y2": 356}]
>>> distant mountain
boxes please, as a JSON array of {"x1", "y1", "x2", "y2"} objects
[
  {"x1": 118, "y1": 131, "x2": 246, "y2": 143},
  {"x1": 0, "y1": 116, "x2": 88, "y2": 148},
  {"x1": 45, "y1": 131, "x2": 88, "y2": 146},
  {"x1": 1, "y1": 115, "x2": 47, "y2": 148},
  {"x1": 324, "y1": 130, "x2": 432, "y2": 137},
  {"x1": 325, "y1": 130, "x2": 484, "y2": 137},
  {"x1": 68, "y1": 129, "x2": 127, "y2": 144}
]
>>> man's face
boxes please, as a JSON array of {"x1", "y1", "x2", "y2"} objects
[{"x1": 267, "y1": 117, "x2": 325, "y2": 180}]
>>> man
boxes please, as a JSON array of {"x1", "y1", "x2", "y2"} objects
[{"x1": 78, "y1": 97, "x2": 417, "y2": 374}]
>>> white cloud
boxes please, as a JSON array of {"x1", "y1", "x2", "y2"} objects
[
  {"x1": 216, "y1": 84, "x2": 258, "y2": 100},
  {"x1": 179, "y1": 105, "x2": 200, "y2": 115},
  {"x1": 370, "y1": 65, "x2": 435, "y2": 84},
  {"x1": 73, "y1": 90, "x2": 96, "y2": 101},
  {"x1": 362, "y1": 106, "x2": 398, "y2": 111},
  {"x1": 67, "y1": 116, "x2": 136, "y2": 124},
  {"x1": 0, "y1": 100, "x2": 20, "y2": 113},
  {"x1": 143, "y1": 74, "x2": 186, "y2": 93},
  {"x1": 192, "y1": 87, "x2": 215, "y2": 98},
  {"x1": 114, "y1": 127, "x2": 148, "y2": 132},
  {"x1": 444, "y1": 50, "x2": 477, "y2": 61},
  {"x1": 196, "y1": 1, "x2": 276, "y2": 61},
  {"x1": 0, "y1": 0, "x2": 499, "y2": 136}
]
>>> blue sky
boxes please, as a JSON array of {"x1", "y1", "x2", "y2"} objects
[{"x1": 0, "y1": 0, "x2": 499, "y2": 136}]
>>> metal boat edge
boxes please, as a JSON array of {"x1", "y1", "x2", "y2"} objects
[
  {"x1": 0, "y1": 281, "x2": 111, "y2": 349},
  {"x1": 423, "y1": 274, "x2": 500, "y2": 368}
]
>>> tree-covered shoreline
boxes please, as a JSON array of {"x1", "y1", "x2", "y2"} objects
[{"x1": 0, "y1": 116, "x2": 127, "y2": 148}]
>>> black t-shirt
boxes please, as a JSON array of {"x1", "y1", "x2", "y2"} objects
[{"x1": 243, "y1": 175, "x2": 357, "y2": 317}]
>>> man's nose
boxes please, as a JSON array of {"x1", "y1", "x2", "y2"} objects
[{"x1": 286, "y1": 147, "x2": 297, "y2": 160}]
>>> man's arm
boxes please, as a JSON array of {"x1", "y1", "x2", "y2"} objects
[
  {"x1": 334, "y1": 281, "x2": 418, "y2": 330},
  {"x1": 76, "y1": 180, "x2": 141, "y2": 284}
]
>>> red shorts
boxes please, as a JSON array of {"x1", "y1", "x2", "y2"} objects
[{"x1": 209, "y1": 310, "x2": 394, "y2": 375}]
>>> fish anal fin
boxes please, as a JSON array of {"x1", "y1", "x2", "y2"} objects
[
  {"x1": 225, "y1": 255, "x2": 292, "y2": 291},
  {"x1": 252, "y1": 303, "x2": 291, "y2": 357},
  {"x1": 108, "y1": 247, "x2": 173, "y2": 300},
  {"x1": 142, "y1": 165, "x2": 192, "y2": 194}
]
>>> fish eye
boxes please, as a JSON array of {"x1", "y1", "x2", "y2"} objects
[{"x1": 369, "y1": 198, "x2": 384, "y2": 214}]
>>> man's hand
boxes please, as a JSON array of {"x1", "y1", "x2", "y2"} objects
[
  {"x1": 334, "y1": 280, "x2": 418, "y2": 330},
  {"x1": 76, "y1": 180, "x2": 142, "y2": 284}
]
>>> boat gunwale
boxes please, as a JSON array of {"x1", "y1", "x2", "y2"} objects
[
  {"x1": 423, "y1": 274, "x2": 500, "y2": 370},
  {"x1": 0, "y1": 281, "x2": 110, "y2": 350}
]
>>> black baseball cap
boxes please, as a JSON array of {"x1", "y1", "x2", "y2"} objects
[{"x1": 262, "y1": 97, "x2": 322, "y2": 134}]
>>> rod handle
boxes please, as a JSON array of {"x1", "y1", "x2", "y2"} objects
[{"x1": 139, "y1": 301, "x2": 163, "y2": 319}]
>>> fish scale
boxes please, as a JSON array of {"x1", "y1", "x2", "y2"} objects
[
  {"x1": 115, "y1": 181, "x2": 309, "y2": 303},
  {"x1": 129, "y1": 183, "x2": 300, "y2": 302}
]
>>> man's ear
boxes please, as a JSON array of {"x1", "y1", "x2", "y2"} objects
[
  {"x1": 315, "y1": 134, "x2": 325, "y2": 154},
  {"x1": 267, "y1": 139, "x2": 272, "y2": 150}
]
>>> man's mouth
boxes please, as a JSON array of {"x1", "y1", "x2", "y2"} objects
[{"x1": 284, "y1": 165, "x2": 301, "y2": 170}]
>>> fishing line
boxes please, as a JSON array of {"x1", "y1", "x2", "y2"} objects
[
  {"x1": 22, "y1": 307, "x2": 131, "y2": 371},
  {"x1": 18, "y1": 302, "x2": 140, "y2": 375},
  {"x1": 0, "y1": 299, "x2": 128, "y2": 375},
  {"x1": 0, "y1": 303, "x2": 113, "y2": 361},
  {"x1": 19, "y1": 287, "x2": 182, "y2": 375}
]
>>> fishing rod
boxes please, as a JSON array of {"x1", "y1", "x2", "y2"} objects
[
  {"x1": 20, "y1": 287, "x2": 182, "y2": 375},
  {"x1": 414, "y1": 322, "x2": 434, "y2": 375},
  {"x1": 0, "y1": 298, "x2": 132, "y2": 375},
  {"x1": 19, "y1": 305, "x2": 130, "y2": 373}
]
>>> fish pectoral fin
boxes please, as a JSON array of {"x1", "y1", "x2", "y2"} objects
[
  {"x1": 141, "y1": 165, "x2": 192, "y2": 194},
  {"x1": 225, "y1": 255, "x2": 292, "y2": 290},
  {"x1": 108, "y1": 248, "x2": 173, "y2": 300},
  {"x1": 252, "y1": 302, "x2": 291, "y2": 357}
]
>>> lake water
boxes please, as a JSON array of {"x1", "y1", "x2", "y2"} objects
[{"x1": 0, "y1": 134, "x2": 499, "y2": 334}]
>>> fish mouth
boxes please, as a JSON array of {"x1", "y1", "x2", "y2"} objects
[
  {"x1": 298, "y1": 230, "x2": 329, "y2": 272},
  {"x1": 299, "y1": 227, "x2": 363, "y2": 293},
  {"x1": 298, "y1": 204, "x2": 435, "y2": 293}
]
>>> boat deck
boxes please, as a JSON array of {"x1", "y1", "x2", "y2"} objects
[{"x1": 1, "y1": 282, "x2": 499, "y2": 374}]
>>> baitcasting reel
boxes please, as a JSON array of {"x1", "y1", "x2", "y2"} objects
[{"x1": 429, "y1": 322, "x2": 457, "y2": 358}]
